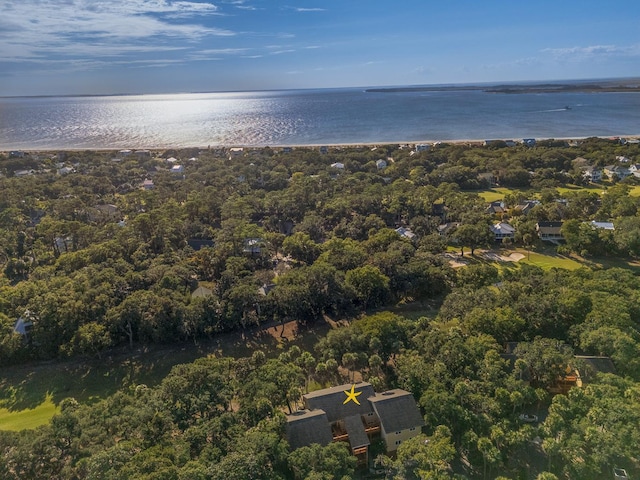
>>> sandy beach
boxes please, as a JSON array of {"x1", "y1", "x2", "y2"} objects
[{"x1": 3, "y1": 135, "x2": 639, "y2": 154}]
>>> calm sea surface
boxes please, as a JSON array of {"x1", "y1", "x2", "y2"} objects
[{"x1": 1, "y1": 88, "x2": 639, "y2": 149}]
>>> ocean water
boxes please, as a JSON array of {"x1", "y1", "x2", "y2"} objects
[{"x1": 1, "y1": 87, "x2": 639, "y2": 149}]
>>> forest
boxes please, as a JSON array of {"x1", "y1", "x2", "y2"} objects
[{"x1": 1, "y1": 137, "x2": 640, "y2": 479}]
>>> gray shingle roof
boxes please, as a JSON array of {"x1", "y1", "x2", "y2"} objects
[
  {"x1": 369, "y1": 390, "x2": 424, "y2": 434},
  {"x1": 304, "y1": 382, "x2": 375, "y2": 423},
  {"x1": 576, "y1": 355, "x2": 617, "y2": 381},
  {"x1": 286, "y1": 409, "x2": 333, "y2": 450},
  {"x1": 344, "y1": 414, "x2": 370, "y2": 450}
]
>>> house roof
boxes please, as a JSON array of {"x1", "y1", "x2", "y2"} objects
[
  {"x1": 576, "y1": 355, "x2": 617, "y2": 381},
  {"x1": 437, "y1": 222, "x2": 459, "y2": 234},
  {"x1": 13, "y1": 317, "x2": 33, "y2": 335},
  {"x1": 368, "y1": 389, "x2": 424, "y2": 434},
  {"x1": 344, "y1": 414, "x2": 370, "y2": 450},
  {"x1": 537, "y1": 221, "x2": 563, "y2": 228},
  {"x1": 187, "y1": 239, "x2": 214, "y2": 251},
  {"x1": 395, "y1": 227, "x2": 416, "y2": 240},
  {"x1": 490, "y1": 222, "x2": 515, "y2": 235},
  {"x1": 191, "y1": 286, "x2": 213, "y2": 298},
  {"x1": 304, "y1": 382, "x2": 375, "y2": 423},
  {"x1": 258, "y1": 283, "x2": 276, "y2": 296},
  {"x1": 286, "y1": 409, "x2": 333, "y2": 450},
  {"x1": 590, "y1": 221, "x2": 615, "y2": 230}
]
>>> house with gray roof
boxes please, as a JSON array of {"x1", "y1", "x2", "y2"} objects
[
  {"x1": 286, "y1": 409, "x2": 333, "y2": 450},
  {"x1": 490, "y1": 222, "x2": 515, "y2": 242},
  {"x1": 536, "y1": 221, "x2": 564, "y2": 242},
  {"x1": 286, "y1": 382, "x2": 424, "y2": 464},
  {"x1": 368, "y1": 389, "x2": 425, "y2": 452}
]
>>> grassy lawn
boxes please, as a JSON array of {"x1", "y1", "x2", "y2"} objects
[
  {"x1": 555, "y1": 183, "x2": 605, "y2": 196},
  {"x1": 0, "y1": 394, "x2": 58, "y2": 431},
  {"x1": 475, "y1": 183, "x2": 614, "y2": 203},
  {"x1": 476, "y1": 187, "x2": 524, "y2": 202},
  {"x1": 513, "y1": 248, "x2": 583, "y2": 270}
]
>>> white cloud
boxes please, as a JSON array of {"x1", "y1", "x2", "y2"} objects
[
  {"x1": 195, "y1": 48, "x2": 250, "y2": 55},
  {"x1": 293, "y1": 7, "x2": 325, "y2": 12},
  {"x1": 188, "y1": 47, "x2": 249, "y2": 60},
  {"x1": 0, "y1": 0, "x2": 234, "y2": 64},
  {"x1": 541, "y1": 44, "x2": 640, "y2": 59}
]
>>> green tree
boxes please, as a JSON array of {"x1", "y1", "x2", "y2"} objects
[
  {"x1": 288, "y1": 442, "x2": 356, "y2": 480},
  {"x1": 345, "y1": 265, "x2": 390, "y2": 309},
  {"x1": 282, "y1": 232, "x2": 321, "y2": 264}
]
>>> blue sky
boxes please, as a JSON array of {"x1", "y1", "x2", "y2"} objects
[{"x1": 2, "y1": 0, "x2": 640, "y2": 96}]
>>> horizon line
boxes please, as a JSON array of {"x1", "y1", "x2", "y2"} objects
[{"x1": 2, "y1": 75, "x2": 640, "y2": 99}]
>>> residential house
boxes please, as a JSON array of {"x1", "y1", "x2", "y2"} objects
[
  {"x1": 89, "y1": 204, "x2": 120, "y2": 222},
  {"x1": 170, "y1": 164, "x2": 184, "y2": 175},
  {"x1": 142, "y1": 179, "x2": 154, "y2": 190},
  {"x1": 582, "y1": 166, "x2": 603, "y2": 183},
  {"x1": 228, "y1": 147, "x2": 244, "y2": 158},
  {"x1": 437, "y1": 222, "x2": 459, "y2": 237},
  {"x1": 187, "y1": 239, "x2": 214, "y2": 251},
  {"x1": 281, "y1": 147, "x2": 293, "y2": 154},
  {"x1": 191, "y1": 286, "x2": 213, "y2": 299},
  {"x1": 514, "y1": 200, "x2": 540, "y2": 215},
  {"x1": 522, "y1": 138, "x2": 536, "y2": 147},
  {"x1": 14, "y1": 169, "x2": 35, "y2": 177},
  {"x1": 376, "y1": 159, "x2": 387, "y2": 170},
  {"x1": 415, "y1": 144, "x2": 430, "y2": 152},
  {"x1": 629, "y1": 164, "x2": 640, "y2": 178},
  {"x1": 13, "y1": 316, "x2": 33, "y2": 339},
  {"x1": 536, "y1": 221, "x2": 564, "y2": 242},
  {"x1": 257, "y1": 283, "x2": 276, "y2": 296},
  {"x1": 395, "y1": 227, "x2": 416, "y2": 241},
  {"x1": 368, "y1": 390, "x2": 425, "y2": 452},
  {"x1": 589, "y1": 221, "x2": 615, "y2": 231},
  {"x1": 53, "y1": 236, "x2": 73, "y2": 255},
  {"x1": 243, "y1": 238, "x2": 263, "y2": 255},
  {"x1": 136, "y1": 150, "x2": 151, "y2": 159},
  {"x1": 616, "y1": 155, "x2": 631, "y2": 163},
  {"x1": 319, "y1": 146, "x2": 329, "y2": 154},
  {"x1": 490, "y1": 222, "x2": 516, "y2": 242},
  {"x1": 604, "y1": 165, "x2": 631, "y2": 180},
  {"x1": 118, "y1": 149, "x2": 133, "y2": 157},
  {"x1": 502, "y1": 345, "x2": 616, "y2": 394},
  {"x1": 286, "y1": 383, "x2": 424, "y2": 464},
  {"x1": 330, "y1": 162, "x2": 345, "y2": 169},
  {"x1": 485, "y1": 201, "x2": 506, "y2": 215}
]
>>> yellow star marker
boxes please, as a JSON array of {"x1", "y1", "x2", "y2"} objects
[{"x1": 343, "y1": 384, "x2": 362, "y2": 405}]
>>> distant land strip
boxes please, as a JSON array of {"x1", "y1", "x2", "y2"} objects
[{"x1": 366, "y1": 82, "x2": 640, "y2": 94}]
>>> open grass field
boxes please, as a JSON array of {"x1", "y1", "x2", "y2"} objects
[
  {"x1": 513, "y1": 248, "x2": 584, "y2": 270},
  {"x1": 476, "y1": 183, "x2": 640, "y2": 202},
  {"x1": 0, "y1": 319, "x2": 332, "y2": 431},
  {"x1": 476, "y1": 187, "x2": 523, "y2": 202}
]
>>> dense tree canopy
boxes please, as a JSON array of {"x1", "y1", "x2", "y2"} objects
[{"x1": 1, "y1": 138, "x2": 640, "y2": 478}]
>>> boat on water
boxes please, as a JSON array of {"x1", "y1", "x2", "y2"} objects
[{"x1": 564, "y1": 105, "x2": 571, "y2": 110}]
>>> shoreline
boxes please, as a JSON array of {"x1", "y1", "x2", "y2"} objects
[{"x1": 2, "y1": 134, "x2": 640, "y2": 153}]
